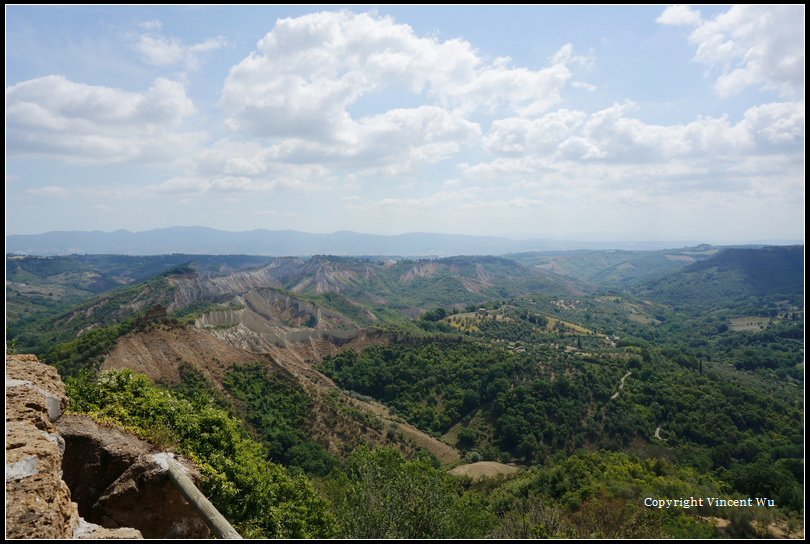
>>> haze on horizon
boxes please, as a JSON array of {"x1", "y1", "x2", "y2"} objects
[{"x1": 5, "y1": 5, "x2": 805, "y2": 243}]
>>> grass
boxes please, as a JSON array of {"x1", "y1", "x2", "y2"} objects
[
  {"x1": 545, "y1": 316, "x2": 597, "y2": 335},
  {"x1": 729, "y1": 316, "x2": 772, "y2": 332}
]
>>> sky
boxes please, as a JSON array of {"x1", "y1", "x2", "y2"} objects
[{"x1": 5, "y1": 5, "x2": 805, "y2": 243}]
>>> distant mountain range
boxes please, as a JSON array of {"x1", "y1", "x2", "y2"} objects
[{"x1": 6, "y1": 227, "x2": 707, "y2": 256}]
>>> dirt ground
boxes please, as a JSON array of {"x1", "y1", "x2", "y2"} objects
[{"x1": 449, "y1": 461, "x2": 520, "y2": 481}]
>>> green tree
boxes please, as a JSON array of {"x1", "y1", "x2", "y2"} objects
[{"x1": 324, "y1": 446, "x2": 493, "y2": 538}]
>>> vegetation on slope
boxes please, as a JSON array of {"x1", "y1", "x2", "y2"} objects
[
  {"x1": 9, "y1": 275, "x2": 176, "y2": 357},
  {"x1": 66, "y1": 370, "x2": 335, "y2": 538},
  {"x1": 507, "y1": 245, "x2": 718, "y2": 287},
  {"x1": 641, "y1": 246, "x2": 803, "y2": 310},
  {"x1": 322, "y1": 306, "x2": 804, "y2": 514},
  {"x1": 7, "y1": 247, "x2": 803, "y2": 538},
  {"x1": 223, "y1": 364, "x2": 337, "y2": 476},
  {"x1": 322, "y1": 446, "x2": 493, "y2": 538},
  {"x1": 60, "y1": 365, "x2": 779, "y2": 539},
  {"x1": 488, "y1": 451, "x2": 725, "y2": 538}
]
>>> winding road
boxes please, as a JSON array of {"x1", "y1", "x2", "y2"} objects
[{"x1": 610, "y1": 371, "x2": 632, "y2": 400}]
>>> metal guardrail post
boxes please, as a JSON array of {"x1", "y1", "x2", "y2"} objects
[{"x1": 165, "y1": 457, "x2": 242, "y2": 539}]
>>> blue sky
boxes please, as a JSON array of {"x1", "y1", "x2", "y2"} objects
[{"x1": 5, "y1": 5, "x2": 805, "y2": 243}]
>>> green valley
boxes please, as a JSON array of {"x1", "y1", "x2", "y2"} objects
[{"x1": 5, "y1": 245, "x2": 804, "y2": 538}]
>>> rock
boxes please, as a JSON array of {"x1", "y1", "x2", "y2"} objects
[
  {"x1": 6, "y1": 354, "x2": 210, "y2": 539},
  {"x1": 6, "y1": 455, "x2": 40, "y2": 480},
  {"x1": 91, "y1": 456, "x2": 211, "y2": 538},
  {"x1": 5, "y1": 355, "x2": 80, "y2": 539},
  {"x1": 5, "y1": 420, "x2": 78, "y2": 539},
  {"x1": 6, "y1": 354, "x2": 68, "y2": 423},
  {"x1": 5, "y1": 355, "x2": 144, "y2": 539},
  {"x1": 57, "y1": 415, "x2": 154, "y2": 516},
  {"x1": 73, "y1": 518, "x2": 144, "y2": 539},
  {"x1": 58, "y1": 415, "x2": 212, "y2": 538}
]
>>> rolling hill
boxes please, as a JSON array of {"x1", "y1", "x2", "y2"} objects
[
  {"x1": 6, "y1": 245, "x2": 804, "y2": 538},
  {"x1": 8, "y1": 253, "x2": 580, "y2": 364},
  {"x1": 640, "y1": 245, "x2": 804, "y2": 309},
  {"x1": 507, "y1": 245, "x2": 720, "y2": 287}
]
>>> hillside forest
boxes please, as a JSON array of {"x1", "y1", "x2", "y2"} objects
[{"x1": 6, "y1": 245, "x2": 804, "y2": 538}]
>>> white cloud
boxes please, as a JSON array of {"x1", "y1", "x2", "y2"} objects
[
  {"x1": 656, "y1": 5, "x2": 702, "y2": 27},
  {"x1": 459, "y1": 197, "x2": 545, "y2": 210},
  {"x1": 465, "y1": 100, "x2": 804, "y2": 201},
  {"x1": 572, "y1": 81, "x2": 597, "y2": 92},
  {"x1": 197, "y1": 106, "x2": 481, "y2": 181},
  {"x1": 480, "y1": 101, "x2": 803, "y2": 164},
  {"x1": 190, "y1": 140, "x2": 335, "y2": 191},
  {"x1": 26, "y1": 185, "x2": 69, "y2": 198},
  {"x1": 260, "y1": 106, "x2": 481, "y2": 173},
  {"x1": 484, "y1": 110, "x2": 587, "y2": 155},
  {"x1": 222, "y1": 11, "x2": 580, "y2": 140},
  {"x1": 6, "y1": 75, "x2": 201, "y2": 164},
  {"x1": 223, "y1": 11, "x2": 475, "y2": 136},
  {"x1": 347, "y1": 188, "x2": 477, "y2": 210},
  {"x1": 659, "y1": 5, "x2": 805, "y2": 97},
  {"x1": 136, "y1": 28, "x2": 227, "y2": 70},
  {"x1": 346, "y1": 189, "x2": 545, "y2": 213},
  {"x1": 211, "y1": 11, "x2": 592, "y2": 191},
  {"x1": 143, "y1": 172, "x2": 320, "y2": 196},
  {"x1": 742, "y1": 102, "x2": 805, "y2": 146},
  {"x1": 139, "y1": 19, "x2": 162, "y2": 31},
  {"x1": 136, "y1": 35, "x2": 185, "y2": 66},
  {"x1": 353, "y1": 106, "x2": 480, "y2": 170},
  {"x1": 254, "y1": 209, "x2": 299, "y2": 217}
]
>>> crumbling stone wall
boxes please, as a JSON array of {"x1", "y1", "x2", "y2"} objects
[
  {"x1": 7, "y1": 354, "x2": 219, "y2": 539},
  {"x1": 5, "y1": 354, "x2": 141, "y2": 539}
]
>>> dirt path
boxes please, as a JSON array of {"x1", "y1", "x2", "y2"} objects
[
  {"x1": 449, "y1": 461, "x2": 520, "y2": 481},
  {"x1": 610, "y1": 371, "x2": 632, "y2": 400},
  {"x1": 351, "y1": 397, "x2": 460, "y2": 465}
]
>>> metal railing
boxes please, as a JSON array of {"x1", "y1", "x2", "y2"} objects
[{"x1": 163, "y1": 457, "x2": 242, "y2": 539}]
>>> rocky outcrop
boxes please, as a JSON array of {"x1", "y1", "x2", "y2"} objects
[
  {"x1": 5, "y1": 354, "x2": 139, "y2": 539},
  {"x1": 57, "y1": 415, "x2": 154, "y2": 517},
  {"x1": 58, "y1": 415, "x2": 211, "y2": 539},
  {"x1": 6, "y1": 354, "x2": 212, "y2": 539}
]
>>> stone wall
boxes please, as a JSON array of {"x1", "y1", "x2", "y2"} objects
[
  {"x1": 6, "y1": 354, "x2": 212, "y2": 539},
  {"x1": 5, "y1": 354, "x2": 141, "y2": 539}
]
